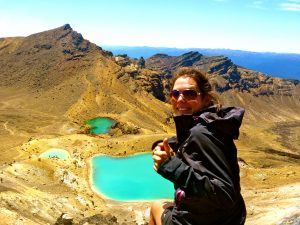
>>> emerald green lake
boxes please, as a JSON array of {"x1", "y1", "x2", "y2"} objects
[
  {"x1": 86, "y1": 117, "x2": 116, "y2": 134},
  {"x1": 91, "y1": 153, "x2": 174, "y2": 201},
  {"x1": 40, "y1": 148, "x2": 69, "y2": 160}
]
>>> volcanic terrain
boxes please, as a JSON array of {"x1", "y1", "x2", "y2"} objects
[{"x1": 0, "y1": 24, "x2": 299, "y2": 225}]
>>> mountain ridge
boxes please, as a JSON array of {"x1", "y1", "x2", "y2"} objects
[
  {"x1": 116, "y1": 51, "x2": 299, "y2": 99},
  {"x1": 104, "y1": 45, "x2": 300, "y2": 80}
]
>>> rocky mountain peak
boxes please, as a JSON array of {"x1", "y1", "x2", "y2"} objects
[
  {"x1": 63, "y1": 23, "x2": 72, "y2": 30},
  {"x1": 0, "y1": 24, "x2": 113, "y2": 91},
  {"x1": 26, "y1": 23, "x2": 90, "y2": 53}
]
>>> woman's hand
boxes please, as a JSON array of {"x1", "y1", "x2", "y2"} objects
[{"x1": 152, "y1": 138, "x2": 174, "y2": 171}]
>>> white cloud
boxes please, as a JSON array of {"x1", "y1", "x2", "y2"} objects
[
  {"x1": 246, "y1": 0, "x2": 267, "y2": 10},
  {"x1": 252, "y1": 1, "x2": 265, "y2": 9},
  {"x1": 280, "y1": 2, "x2": 300, "y2": 11}
]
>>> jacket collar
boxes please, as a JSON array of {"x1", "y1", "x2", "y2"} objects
[{"x1": 173, "y1": 106, "x2": 245, "y2": 144}]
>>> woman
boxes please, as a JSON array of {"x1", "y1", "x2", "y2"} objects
[{"x1": 149, "y1": 68, "x2": 246, "y2": 225}]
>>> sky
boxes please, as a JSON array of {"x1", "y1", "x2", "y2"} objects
[{"x1": 0, "y1": 0, "x2": 300, "y2": 54}]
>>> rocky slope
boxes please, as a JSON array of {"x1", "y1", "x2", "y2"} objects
[
  {"x1": 0, "y1": 24, "x2": 299, "y2": 225},
  {"x1": 145, "y1": 51, "x2": 299, "y2": 97}
]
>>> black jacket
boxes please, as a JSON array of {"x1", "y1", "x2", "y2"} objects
[{"x1": 157, "y1": 106, "x2": 246, "y2": 225}]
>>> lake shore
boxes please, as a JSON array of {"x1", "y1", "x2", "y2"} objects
[
  {"x1": 1, "y1": 128, "x2": 299, "y2": 224},
  {"x1": 88, "y1": 152, "x2": 173, "y2": 202}
]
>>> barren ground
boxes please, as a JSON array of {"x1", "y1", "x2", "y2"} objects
[{"x1": 0, "y1": 88, "x2": 299, "y2": 225}]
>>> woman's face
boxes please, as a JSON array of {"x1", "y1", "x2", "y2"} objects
[{"x1": 171, "y1": 76, "x2": 206, "y2": 116}]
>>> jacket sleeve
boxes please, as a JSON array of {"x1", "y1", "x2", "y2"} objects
[{"x1": 157, "y1": 127, "x2": 238, "y2": 208}]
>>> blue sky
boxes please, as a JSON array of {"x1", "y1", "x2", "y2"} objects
[{"x1": 0, "y1": 0, "x2": 299, "y2": 53}]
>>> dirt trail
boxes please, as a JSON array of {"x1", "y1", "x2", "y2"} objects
[{"x1": 3, "y1": 122, "x2": 14, "y2": 135}]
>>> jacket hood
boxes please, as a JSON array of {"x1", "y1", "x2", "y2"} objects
[
  {"x1": 197, "y1": 106, "x2": 245, "y2": 139},
  {"x1": 174, "y1": 106, "x2": 245, "y2": 143}
]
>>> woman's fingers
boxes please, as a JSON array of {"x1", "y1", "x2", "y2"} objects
[
  {"x1": 152, "y1": 140, "x2": 174, "y2": 171},
  {"x1": 163, "y1": 138, "x2": 174, "y2": 156},
  {"x1": 152, "y1": 149, "x2": 168, "y2": 170},
  {"x1": 152, "y1": 154, "x2": 161, "y2": 171}
]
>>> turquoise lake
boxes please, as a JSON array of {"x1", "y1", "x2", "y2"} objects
[
  {"x1": 40, "y1": 149, "x2": 69, "y2": 160},
  {"x1": 91, "y1": 153, "x2": 174, "y2": 201},
  {"x1": 86, "y1": 117, "x2": 116, "y2": 134}
]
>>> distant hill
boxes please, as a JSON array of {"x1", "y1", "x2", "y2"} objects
[
  {"x1": 103, "y1": 46, "x2": 300, "y2": 80},
  {"x1": 142, "y1": 51, "x2": 299, "y2": 99}
]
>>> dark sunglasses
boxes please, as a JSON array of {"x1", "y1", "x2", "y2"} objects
[{"x1": 170, "y1": 89, "x2": 201, "y2": 100}]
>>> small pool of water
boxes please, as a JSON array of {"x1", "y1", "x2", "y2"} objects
[
  {"x1": 91, "y1": 153, "x2": 174, "y2": 201},
  {"x1": 85, "y1": 117, "x2": 116, "y2": 134},
  {"x1": 40, "y1": 148, "x2": 70, "y2": 160}
]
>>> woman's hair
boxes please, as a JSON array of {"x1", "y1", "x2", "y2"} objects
[{"x1": 171, "y1": 67, "x2": 221, "y2": 109}]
